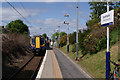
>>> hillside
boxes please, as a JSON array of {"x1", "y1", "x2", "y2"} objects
[
  {"x1": 60, "y1": 41, "x2": 119, "y2": 78},
  {"x1": 2, "y1": 33, "x2": 33, "y2": 79},
  {"x1": 59, "y1": 12, "x2": 120, "y2": 77}
]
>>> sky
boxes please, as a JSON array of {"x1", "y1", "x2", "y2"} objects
[{"x1": 1, "y1": 1, "x2": 91, "y2": 38}]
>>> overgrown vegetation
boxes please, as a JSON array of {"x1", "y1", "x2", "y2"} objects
[
  {"x1": 59, "y1": 2, "x2": 120, "y2": 78},
  {"x1": 60, "y1": 34, "x2": 67, "y2": 47},
  {"x1": 2, "y1": 33, "x2": 31, "y2": 65},
  {"x1": 52, "y1": 3, "x2": 120, "y2": 56},
  {"x1": 2, "y1": 19, "x2": 32, "y2": 65},
  {"x1": 69, "y1": 32, "x2": 76, "y2": 44},
  {"x1": 52, "y1": 32, "x2": 67, "y2": 47},
  {"x1": 74, "y1": 7, "x2": 119, "y2": 56},
  {"x1": 87, "y1": 2, "x2": 120, "y2": 29},
  {"x1": 60, "y1": 40, "x2": 119, "y2": 78},
  {"x1": 56, "y1": 6, "x2": 120, "y2": 56}
]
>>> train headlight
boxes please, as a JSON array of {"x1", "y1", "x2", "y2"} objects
[
  {"x1": 33, "y1": 45, "x2": 35, "y2": 47},
  {"x1": 41, "y1": 44, "x2": 45, "y2": 47}
]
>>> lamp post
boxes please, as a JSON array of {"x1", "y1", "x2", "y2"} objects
[
  {"x1": 58, "y1": 26, "x2": 60, "y2": 48},
  {"x1": 76, "y1": 0, "x2": 79, "y2": 60},
  {"x1": 56, "y1": 29, "x2": 59, "y2": 48},
  {"x1": 64, "y1": 14, "x2": 69, "y2": 53}
]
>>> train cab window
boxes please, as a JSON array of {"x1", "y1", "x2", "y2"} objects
[
  {"x1": 40, "y1": 38, "x2": 44, "y2": 45},
  {"x1": 32, "y1": 38, "x2": 35, "y2": 45}
]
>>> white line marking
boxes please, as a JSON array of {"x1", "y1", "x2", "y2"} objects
[
  {"x1": 56, "y1": 48, "x2": 93, "y2": 78},
  {"x1": 35, "y1": 50, "x2": 48, "y2": 79}
]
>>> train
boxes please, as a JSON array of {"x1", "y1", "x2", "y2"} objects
[{"x1": 30, "y1": 35, "x2": 46, "y2": 56}]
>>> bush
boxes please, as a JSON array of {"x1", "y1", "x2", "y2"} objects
[
  {"x1": 110, "y1": 25, "x2": 120, "y2": 46},
  {"x1": 76, "y1": 8, "x2": 120, "y2": 56},
  {"x1": 96, "y1": 37, "x2": 107, "y2": 51},
  {"x1": 72, "y1": 44, "x2": 76, "y2": 52},
  {"x1": 69, "y1": 32, "x2": 76, "y2": 44},
  {"x1": 78, "y1": 29, "x2": 91, "y2": 54},
  {"x1": 96, "y1": 25, "x2": 119, "y2": 52},
  {"x1": 60, "y1": 34, "x2": 67, "y2": 47}
]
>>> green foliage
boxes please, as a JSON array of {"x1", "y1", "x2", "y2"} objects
[
  {"x1": 96, "y1": 37, "x2": 107, "y2": 51},
  {"x1": 52, "y1": 32, "x2": 67, "y2": 46},
  {"x1": 84, "y1": 4, "x2": 120, "y2": 54},
  {"x1": 42, "y1": 33, "x2": 47, "y2": 38},
  {"x1": 60, "y1": 32, "x2": 67, "y2": 37},
  {"x1": 60, "y1": 32, "x2": 67, "y2": 47},
  {"x1": 61, "y1": 6, "x2": 120, "y2": 56},
  {"x1": 80, "y1": 9, "x2": 119, "y2": 55},
  {"x1": 9, "y1": 28, "x2": 19, "y2": 33},
  {"x1": 72, "y1": 44, "x2": 76, "y2": 52},
  {"x1": 96, "y1": 25, "x2": 120, "y2": 52},
  {"x1": 60, "y1": 34, "x2": 67, "y2": 47},
  {"x1": 87, "y1": 2, "x2": 119, "y2": 29},
  {"x1": 6, "y1": 19, "x2": 29, "y2": 35},
  {"x1": 52, "y1": 32, "x2": 59, "y2": 40},
  {"x1": 88, "y1": 2, "x2": 114, "y2": 21},
  {"x1": 2, "y1": 28, "x2": 8, "y2": 34},
  {"x1": 114, "y1": 2, "x2": 120, "y2": 10},
  {"x1": 78, "y1": 29, "x2": 91, "y2": 55},
  {"x1": 86, "y1": 19, "x2": 99, "y2": 29},
  {"x1": 69, "y1": 32, "x2": 76, "y2": 44},
  {"x1": 110, "y1": 25, "x2": 120, "y2": 46}
]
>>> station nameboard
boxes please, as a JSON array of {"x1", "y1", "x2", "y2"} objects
[{"x1": 101, "y1": 10, "x2": 114, "y2": 27}]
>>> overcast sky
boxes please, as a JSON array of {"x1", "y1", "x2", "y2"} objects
[{"x1": 1, "y1": 1, "x2": 91, "y2": 38}]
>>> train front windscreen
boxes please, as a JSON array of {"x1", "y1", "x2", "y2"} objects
[
  {"x1": 40, "y1": 38, "x2": 44, "y2": 45},
  {"x1": 32, "y1": 38, "x2": 35, "y2": 45}
]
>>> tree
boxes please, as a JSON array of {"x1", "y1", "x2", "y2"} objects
[
  {"x1": 52, "y1": 32, "x2": 59, "y2": 40},
  {"x1": 86, "y1": 2, "x2": 115, "y2": 29},
  {"x1": 89, "y1": 2, "x2": 114, "y2": 22},
  {"x1": 114, "y1": 2, "x2": 120, "y2": 10},
  {"x1": 60, "y1": 34, "x2": 67, "y2": 47},
  {"x1": 86, "y1": 19, "x2": 99, "y2": 29},
  {"x1": 60, "y1": 32, "x2": 67, "y2": 37},
  {"x1": 42, "y1": 33, "x2": 47, "y2": 38},
  {"x1": 69, "y1": 32, "x2": 76, "y2": 44},
  {"x1": 6, "y1": 19, "x2": 29, "y2": 35}
]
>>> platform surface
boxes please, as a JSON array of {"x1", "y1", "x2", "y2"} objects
[
  {"x1": 36, "y1": 50, "x2": 63, "y2": 79},
  {"x1": 36, "y1": 48, "x2": 92, "y2": 80},
  {"x1": 53, "y1": 48, "x2": 92, "y2": 78}
]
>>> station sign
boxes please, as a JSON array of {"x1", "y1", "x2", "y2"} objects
[{"x1": 101, "y1": 10, "x2": 114, "y2": 27}]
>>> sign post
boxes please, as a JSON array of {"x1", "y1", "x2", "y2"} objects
[
  {"x1": 64, "y1": 14, "x2": 69, "y2": 53},
  {"x1": 106, "y1": 2, "x2": 110, "y2": 79},
  {"x1": 101, "y1": 1, "x2": 114, "y2": 79}
]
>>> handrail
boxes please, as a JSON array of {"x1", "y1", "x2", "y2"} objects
[{"x1": 109, "y1": 60, "x2": 120, "y2": 67}]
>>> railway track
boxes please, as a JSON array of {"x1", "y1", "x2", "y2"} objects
[{"x1": 8, "y1": 55, "x2": 44, "y2": 80}]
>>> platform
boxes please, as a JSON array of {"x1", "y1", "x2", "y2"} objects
[{"x1": 36, "y1": 50, "x2": 63, "y2": 79}]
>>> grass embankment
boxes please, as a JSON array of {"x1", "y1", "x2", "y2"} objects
[
  {"x1": 59, "y1": 25, "x2": 119, "y2": 78},
  {"x1": 59, "y1": 43, "x2": 118, "y2": 78}
]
